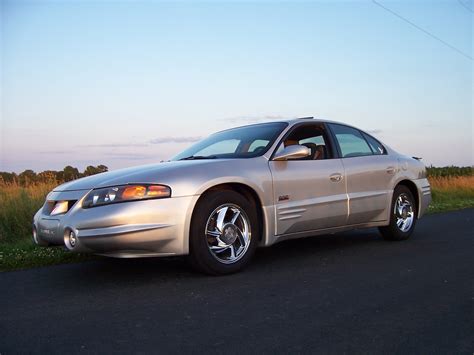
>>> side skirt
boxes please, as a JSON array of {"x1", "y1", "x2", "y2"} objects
[{"x1": 265, "y1": 220, "x2": 389, "y2": 246}]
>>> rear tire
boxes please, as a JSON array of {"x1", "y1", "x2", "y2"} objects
[
  {"x1": 379, "y1": 185, "x2": 417, "y2": 241},
  {"x1": 188, "y1": 190, "x2": 259, "y2": 275}
]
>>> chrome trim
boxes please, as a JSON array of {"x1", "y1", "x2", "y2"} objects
[
  {"x1": 394, "y1": 193, "x2": 415, "y2": 232},
  {"x1": 205, "y1": 204, "x2": 251, "y2": 264}
]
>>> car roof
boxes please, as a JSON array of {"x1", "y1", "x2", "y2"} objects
[
  {"x1": 216, "y1": 117, "x2": 371, "y2": 137},
  {"x1": 239, "y1": 117, "x2": 346, "y2": 127},
  {"x1": 283, "y1": 117, "x2": 340, "y2": 125},
  {"x1": 269, "y1": 117, "x2": 380, "y2": 132}
]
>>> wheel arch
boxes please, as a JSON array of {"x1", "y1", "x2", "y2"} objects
[
  {"x1": 189, "y1": 182, "x2": 266, "y2": 247},
  {"x1": 395, "y1": 179, "x2": 421, "y2": 217}
]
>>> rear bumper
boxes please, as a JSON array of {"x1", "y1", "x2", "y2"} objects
[
  {"x1": 33, "y1": 191, "x2": 198, "y2": 257},
  {"x1": 414, "y1": 178, "x2": 431, "y2": 217}
]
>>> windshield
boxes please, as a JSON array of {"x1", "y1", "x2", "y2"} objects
[{"x1": 172, "y1": 122, "x2": 288, "y2": 160}]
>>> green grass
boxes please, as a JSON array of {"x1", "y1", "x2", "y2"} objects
[
  {"x1": 0, "y1": 171, "x2": 473, "y2": 272},
  {"x1": 0, "y1": 182, "x2": 55, "y2": 243},
  {"x1": 427, "y1": 175, "x2": 474, "y2": 213},
  {"x1": 428, "y1": 192, "x2": 474, "y2": 213},
  {"x1": 0, "y1": 181, "x2": 96, "y2": 271},
  {"x1": 0, "y1": 239, "x2": 95, "y2": 272}
]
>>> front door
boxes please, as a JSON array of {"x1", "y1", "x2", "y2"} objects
[{"x1": 269, "y1": 123, "x2": 348, "y2": 236}]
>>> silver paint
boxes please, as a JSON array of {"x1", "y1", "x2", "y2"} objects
[{"x1": 33, "y1": 119, "x2": 432, "y2": 257}]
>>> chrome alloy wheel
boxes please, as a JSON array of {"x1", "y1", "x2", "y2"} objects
[
  {"x1": 394, "y1": 193, "x2": 414, "y2": 232},
  {"x1": 205, "y1": 204, "x2": 251, "y2": 264}
]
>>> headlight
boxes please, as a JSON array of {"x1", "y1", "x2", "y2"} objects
[
  {"x1": 50, "y1": 201, "x2": 69, "y2": 216},
  {"x1": 82, "y1": 184, "x2": 171, "y2": 208}
]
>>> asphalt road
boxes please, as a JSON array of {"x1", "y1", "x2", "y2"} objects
[{"x1": 1, "y1": 209, "x2": 473, "y2": 354}]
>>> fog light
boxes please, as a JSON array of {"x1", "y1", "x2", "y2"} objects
[{"x1": 69, "y1": 231, "x2": 77, "y2": 247}]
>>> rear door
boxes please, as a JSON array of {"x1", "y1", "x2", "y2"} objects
[
  {"x1": 269, "y1": 122, "x2": 348, "y2": 235},
  {"x1": 327, "y1": 123, "x2": 396, "y2": 225}
]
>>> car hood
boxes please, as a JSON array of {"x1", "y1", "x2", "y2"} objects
[{"x1": 54, "y1": 160, "x2": 227, "y2": 192}]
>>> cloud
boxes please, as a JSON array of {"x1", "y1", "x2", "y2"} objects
[
  {"x1": 149, "y1": 136, "x2": 202, "y2": 144},
  {"x1": 75, "y1": 136, "x2": 202, "y2": 149},
  {"x1": 39, "y1": 150, "x2": 75, "y2": 154},
  {"x1": 79, "y1": 143, "x2": 148, "y2": 148},
  {"x1": 105, "y1": 152, "x2": 156, "y2": 160}
]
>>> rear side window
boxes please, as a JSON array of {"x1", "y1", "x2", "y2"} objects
[
  {"x1": 363, "y1": 133, "x2": 386, "y2": 155},
  {"x1": 329, "y1": 124, "x2": 373, "y2": 158}
]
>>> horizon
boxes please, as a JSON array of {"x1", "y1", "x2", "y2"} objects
[
  {"x1": 1, "y1": 0, "x2": 473, "y2": 173},
  {"x1": 1, "y1": 160, "x2": 473, "y2": 176}
]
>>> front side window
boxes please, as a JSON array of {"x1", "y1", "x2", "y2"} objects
[
  {"x1": 172, "y1": 122, "x2": 288, "y2": 160},
  {"x1": 329, "y1": 124, "x2": 373, "y2": 158},
  {"x1": 274, "y1": 124, "x2": 333, "y2": 160}
]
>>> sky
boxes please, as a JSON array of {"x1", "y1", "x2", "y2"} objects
[{"x1": 0, "y1": 0, "x2": 472, "y2": 173}]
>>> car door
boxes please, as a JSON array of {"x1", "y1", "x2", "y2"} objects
[
  {"x1": 269, "y1": 123, "x2": 348, "y2": 236},
  {"x1": 327, "y1": 123, "x2": 397, "y2": 225}
]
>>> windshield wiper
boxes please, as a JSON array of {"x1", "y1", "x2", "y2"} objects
[{"x1": 178, "y1": 155, "x2": 217, "y2": 161}]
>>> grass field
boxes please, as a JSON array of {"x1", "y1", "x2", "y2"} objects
[
  {"x1": 428, "y1": 175, "x2": 474, "y2": 213},
  {"x1": 1, "y1": 168, "x2": 473, "y2": 271},
  {"x1": 0, "y1": 181, "x2": 96, "y2": 271}
]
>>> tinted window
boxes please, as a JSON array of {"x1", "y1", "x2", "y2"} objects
[
  {"x1": 363, "y1": 133, "x2": 385, "y2": 155},
  {"x1": 196, "y1": 139, "x2": 240, "y2": 156},
  {"x1": 248, "y1": 139, "x2": 270, "y2": 152},
  {"x1": 329, "y1": 124, "x2": 372, "y2": 158},
  {"x1": 172, "y1": 122, "x2": 288, "y2": 160}
]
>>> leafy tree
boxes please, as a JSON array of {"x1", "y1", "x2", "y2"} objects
[
  {"x1": 83, "y1": 165, "x2": 108, "y2": 176},
  {"x1": 97, "y1": 165, "x2": 108, "y2": 173},
  {"x1": 83, "y1": 166, "x2": 99, "y2": 176},
  {"x1": 62, "y1": 166, "x2": 80, "y2": 182},
  {"x1": 18, "y1": 170, "x2": 37, "y2": 186},
  {"x1": 55, "y1": 171, "x2": 65, "y2": 182},
  {"x1": 0, "y1": 164, "x2": 109, "y2": 186},
  {"x1": 38, "y1": 170, "x2": 59, "y2": 183},
  {"x1": 0, "y1": 172, "x2": 17, "y2": 184}
]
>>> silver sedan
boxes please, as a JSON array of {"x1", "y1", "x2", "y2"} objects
[{"x1": 33, "y1": 118, "x2": 431, "y2": 274}]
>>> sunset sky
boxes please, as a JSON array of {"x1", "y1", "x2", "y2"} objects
[{"x1": 1, "y1": 0, "x2": 472, "y2": 173}]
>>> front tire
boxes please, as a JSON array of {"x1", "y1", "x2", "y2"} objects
[
  {"x1": 379, "y1": 185, "x2": 417, "y2": 241},
  {"x1": 188, "y1": 190, "x2": 259, "y2": 275}
]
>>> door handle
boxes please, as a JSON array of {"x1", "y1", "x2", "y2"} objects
[
  {"x1": 386, "y1": 166, "x2": 396, "y2": 174},
  {"x1": 330, "y1": 173, "x2": 343, "y2": 182}
]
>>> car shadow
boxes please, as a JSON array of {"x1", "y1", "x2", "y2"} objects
[{"x1": 40, "y1": 228, "x2": 386, "y2": 288}]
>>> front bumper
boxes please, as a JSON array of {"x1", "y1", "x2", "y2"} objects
[{"x1": 33, "y1": 190, "x2": 198, "y2": 257}]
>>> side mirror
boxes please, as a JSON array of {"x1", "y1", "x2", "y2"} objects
[{"x1": 273, "y1": 145, "x2": 310, "y2": 161}]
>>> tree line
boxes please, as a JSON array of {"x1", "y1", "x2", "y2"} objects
[
  {"x1": 0, "y1": 165, "x2": 108, "y2": 186},
  {"x1": 426, "y1": 166, "x2": 473, "y2": 178},
  {"x1": 0, "y1": 164, "x2": 471, "y2": 186}
]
